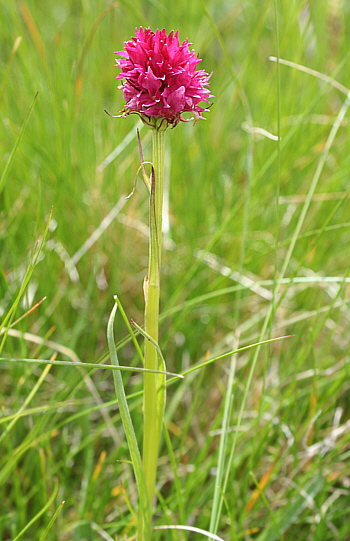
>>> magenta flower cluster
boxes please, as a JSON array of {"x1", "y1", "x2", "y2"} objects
[{"x1": 115, "y1": 27, "x2": 214, "y2": 127}]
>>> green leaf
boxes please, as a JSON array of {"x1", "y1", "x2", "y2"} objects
[{"x1": 107, "y1": 301, "x2": 151, "y2": 541}]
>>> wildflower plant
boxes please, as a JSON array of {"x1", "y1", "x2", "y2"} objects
[{"x1": 106, "y1": 27, "x2": 214, "y2": 540}]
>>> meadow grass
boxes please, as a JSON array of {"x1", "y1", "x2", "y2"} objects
[{"x1": 1, "y1": 0, "x2": 350, "y2": 539}]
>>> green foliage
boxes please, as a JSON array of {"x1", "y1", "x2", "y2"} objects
[{"x1": 1, "y1": 0, "x2": 350, "y2": 539}]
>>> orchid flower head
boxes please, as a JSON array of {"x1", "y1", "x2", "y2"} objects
[{"x1": 114, "y1": 27, "x2": 214, "y2": 128}]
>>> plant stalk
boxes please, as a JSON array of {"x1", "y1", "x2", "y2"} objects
[{"x1": 143, "y1": 124, "x2": 166, "y2": 512}]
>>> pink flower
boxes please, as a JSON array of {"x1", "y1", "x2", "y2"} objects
[{"x1": 115, "y1": 27, "x2": 214, "y2": 128}]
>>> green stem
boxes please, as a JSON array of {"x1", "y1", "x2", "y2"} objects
[
  {"x1": 152, "y1": 125, "x2": 165, "y2": 270},
  {"x1": 143, "y1": 123, "x2": 166, "y2": 513}
]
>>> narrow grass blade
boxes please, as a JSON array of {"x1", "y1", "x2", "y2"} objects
[
  {"x1": 0, "y1": 91, "x2": 38, "y2": 196},
  {"x1": 156, "y1": 348, "x2": 166, "y2": 452},
  {"x1": 38, "y1": 501, "x2": 65, "y2": 541},
  {"x1": 107, "y1": 302, "x2": 151, "y2": 541},
  {"x1": 154, "y1": 490, "x2": 179, "y2": 541},
  {"x1": 7, "y1": 296, "x2": 46, "y2": 329},
  {"x1": 216, "y1": 487, "x2": 237, "y2": 541},
  {"x1": 137, "y1": 129, "x2": 152, "y2": 192},
  {"x1": 0, "y1": 36, "x2": 22, "y2": 104},
  {"x1": 75, "y1": 3, "x2": 118, "y2": 102},
  {"x1": 272, "y1": 0, "x2": 281, "y2": 323},
  {"x1": 114, "y1": 295, "x2": 144, "y2": 365},
  {"x1": 0, "y1": 361, "x2": 51, "y2": 443},
  {"x1": 18, "y1": 2, "x2": 47, "y2": 64},
  {"x1": 180, "y1": 335, "x2": 293, "y2": 378},
  {"x1": 0, "y1": 207, "x2": 52, "y2": 354},
  {"x1": 269, "y1": 56, "x2": 349, "y2": 96},
  {"x1": 209, "y1": 350, "x2": 236, "y2": 534},
  {"x1": 0, "y1": 357, "x2": 182, "y2": 377},
  {"x1": 163, "y1": 422, "x2": 186, "y2": 529},
  {"x1": 120, "y1": 481, "x2": 137, "y2": 522},
  {"x1": 130, "y1": 319, "x2": 168, "y2": 371},
  {"x1": 12, "y1": 479, "x2": 59, "y2": 541},
  {"x1": 249, "y1": 471, "x2": 284, "y2": 541},
  {"x1": 246, "y1": 463, "x2": 277, "y2": 513},
  {"x1": 34, "y1": 174, "x2": 42, "y2": 239}
]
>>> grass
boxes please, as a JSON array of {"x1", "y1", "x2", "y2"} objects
[{"x1": 1, "y1": 0, "x2": 350, "y2": 539}]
